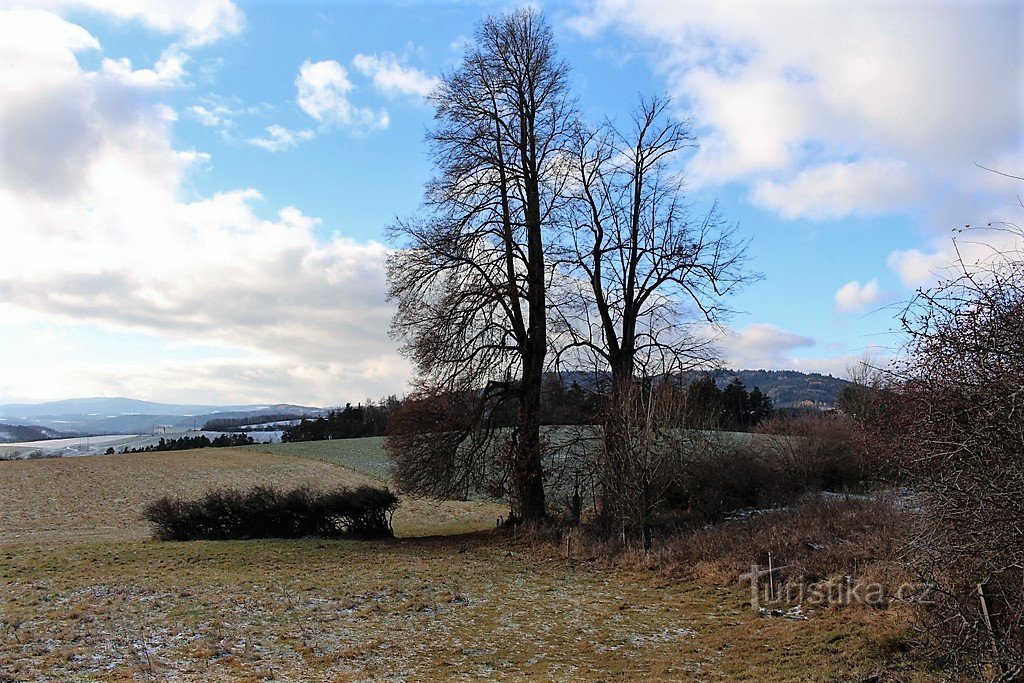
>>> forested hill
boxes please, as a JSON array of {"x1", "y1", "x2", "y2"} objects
[
  {"x1": 0, "y1": 423, "x2": 77, "y2": 443},
  {"x1": 559, "y1": 369, "x2": 853, "y2": 409},
  {"x1": 706, "y1": 369, "x2": 853, "y2": 408}
]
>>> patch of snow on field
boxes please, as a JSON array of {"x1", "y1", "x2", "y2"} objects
[{"x1": 0, "y1": 431, "x2": 279, "y2": 459}]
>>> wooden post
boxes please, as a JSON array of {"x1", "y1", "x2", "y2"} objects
[
  {"x1": 768, "y1": 552, "x2": 775, "y2": 602},
  {"x1": 977, "y1": 582, "x2": 1006, "y2": 676},
  {"x1": 565, "y1": 531, "x2": 571, "y2": 559}
]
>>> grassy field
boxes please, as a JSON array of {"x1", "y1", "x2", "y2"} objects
[
  {"x1": 247, "y1": 437, "x2": 391, "y2": 481},
  {"x1": 0, "y1": 442, "x2": 931, "y2": 681}
]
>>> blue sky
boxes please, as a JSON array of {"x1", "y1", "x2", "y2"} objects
[{"x1": 0, "y1": 0, "x2": 1020, "y2": 405}]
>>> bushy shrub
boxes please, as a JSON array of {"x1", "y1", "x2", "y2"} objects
[
  {"x1": 664, "y1": 442, "x2": 798, "y2": 523},
  {"x1": 143, "y1": 485, "x2": 399, "y2": 541},
  {"x1": 754, "y1": 414, "x2": 871, "y2": 493},
  {"x1": 584, "y1": 413, "x2": 875, "y2": 543}
]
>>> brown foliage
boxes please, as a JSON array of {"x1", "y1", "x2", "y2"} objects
[
  {"x1": 894, "y1": 222, "x2": 1024, "y2": 677},
  {"x1": 386, "y1": 388, "x2": 509, "y2": 502},
  {"x1": 754, "y1": 413, "x2": 874, "y2": 492}
]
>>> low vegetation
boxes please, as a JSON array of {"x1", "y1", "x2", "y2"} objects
[
  {"x1": 143, "y1": 484, "x2": 399, "y2": 541},
  {"x1": 0, "y1": 444, "x2": 930, "y2": 681},
  {"x1": 120, "y1": 433, "x2": 256, "y2": 454}
]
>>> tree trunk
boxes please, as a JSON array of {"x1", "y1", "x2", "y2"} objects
[
  {"x1": 517, "y1": 352, "x2": 547, "y2": 521},
  {"x1": 599, "y1": 354, "x2": 636, "y2": 523}
]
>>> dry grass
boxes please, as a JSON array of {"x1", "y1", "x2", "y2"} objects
[
  {"x1": 0, "y1": 448, "x2": 503, "y2": 543},
  {"x1": 0, "y1": 448, "x2": 935, "y2": 681},
  {"x1": 1, "y1": 536, "x2": 930, "y2": 682}
]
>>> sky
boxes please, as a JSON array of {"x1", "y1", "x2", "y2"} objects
[{"x1": 0, "y1": 0, "x2": 1020, "y2": 406}]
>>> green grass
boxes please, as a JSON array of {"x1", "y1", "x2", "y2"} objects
[{"x1": 247, "y1": 436, "x2": 391, "y2": 480}]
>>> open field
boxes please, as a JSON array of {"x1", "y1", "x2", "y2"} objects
[
  {"x1": 247, "y1": 438, "x2": 391, "y2": 481},
  {"x1": 0, "y1": 447, "x2": 501, "y2": 544},
  {"x1": 0, "y1": 443, "x2": 933, "y2": 681}
]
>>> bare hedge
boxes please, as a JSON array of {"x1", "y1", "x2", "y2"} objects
[{"x1": 143, "y1": 485, "x2": 399, "y2": 541}]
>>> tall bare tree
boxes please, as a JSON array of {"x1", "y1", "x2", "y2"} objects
[
  {"x1": 554, "y1": 95, "x2": 749, "y2": 388},
  {"x1": 552, "y1": 96, "x2": 751, "y2": 542},
  {"x1": 386, "y1": 9, "x2": 574, "y2": 521}
]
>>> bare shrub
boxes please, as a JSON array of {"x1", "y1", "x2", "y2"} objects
[
  {"x1": 595, "y1": 381, "x2": 689, "y2": 549},
  {"x1": 584, "y1": 394, "x2": 875, "y2": 545},
  {"x1": 754, "y1": 413, "x2": 871, "y2": 493},
  {"x1": 895, "y1": 220, "x2": 1024, "y2": 677},
  {"x1": 143, "y1": 485, "x2": 399, "y2": 541}
]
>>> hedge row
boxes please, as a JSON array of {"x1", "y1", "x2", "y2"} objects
[{"x1": 143, "y1": 485, "x2": 399, "y2": 541}]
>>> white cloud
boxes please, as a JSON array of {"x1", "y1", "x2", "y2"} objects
[
  {"x1": 834, "y1": 279, "x2": 883, "y2": 313},
  {"x1": 569, "y1": 1, "x2": 1020, "y2": 222},
  {"x1": 352, "y1": 52, "x2": 438, "y2": 98},
  {"x1": 296, "y1": 59, "x2": 388, "y2": 131},
  {"x1": 98, "y1": 46, "x2": 188, "y2": 88},
  {"x1": 753, "y1": 159, "x2": 926, "y2": 220},
  {"x1": 188, "y1": 104, "x2": 228, "y2": 127},
  {"x1": 887, "y1": 224, "x2": 1024, "y2": 288},
  {"x1": 887, "y1": 248, "x2": 947, "y2": 288},
  {"x1": 723, "y1": 323, "x2": 815, "y2": 369},
  {"x1": 26, "y1": 0, "x2": 244, "y2": 47},
  {"x1": 0, "y1": 9, "x2": 407, "y2": 405},
  {"x1": 247, "y1": 124, "x2": 314, "y2": 152},
  {"x1": 186, "y1": 96, "x2": 268, "y2": 135},
  {"x1": 788, "y1": 353, "x2": 886, "y2": 380}
]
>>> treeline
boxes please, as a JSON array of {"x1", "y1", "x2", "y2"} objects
[
  {"x1": 541, "y1": 375, "x2": 773, "y2": 431},
  {"x1": 282, "y1": 398, "x2": 399, "y2": 442},
  {"x1": 681, "y1": 376, "x2": 774, "y2": 430},
  {"x1": 117, "y1": 433, "x2": 256, "y2": 454},
  {"x1": 280, "y1": 377, "x2": 774, "y2": 444},
  {"x1": 201, "y1": 413, "x2": 309, "y2": 431}
]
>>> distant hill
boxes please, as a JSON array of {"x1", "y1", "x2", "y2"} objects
[
  {"x1": 703, "y1": 369, "x2": 853, "y2": 409},
  {"x1": 0, "y1": 397, "x2": 278, "y2": 418},
  {"x1": 558, "y1": 369, "x2": 853, "y2": 409},
  {"x1": 0, "y1": 423, "x2": 78, "y2": 443},
  {"x1": 0, "y1": 398, "x2": 324, "y2": 436}
]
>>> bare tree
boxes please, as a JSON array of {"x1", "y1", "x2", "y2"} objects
[
  {"x1": 386, "y1": 9, "x2": 575, "y2": 521},
  {"x1": 552, "y1": 96, "x2": 752, "y2": 541},
  {"x1": 554, "y1": 96, "x2": 749, "y2": 387}
]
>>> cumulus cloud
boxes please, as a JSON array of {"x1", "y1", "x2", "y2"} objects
[
  {"x1": 296, "y1": 59, "x2": 388, "y2": 131},
  {"x1": 247, "y1": 124, "x2": 314, "y2": 152},
  {"x1": 887, "y1": 223, "x2": 1024, "y2": 288},
  {"x1": 723, "y1": 323, "x2": 815, "y2": 369},
  {"x1": 98, "y1": 47, "x2": 189, "y2": 88},
  {"x1": 834, "y1": 279, "x2": 883, "y2": 313},
  {"x1": 0, "y1": 8, "x2": 407, "y2": 404},
  {"x1": 753, "y1": 159, "x2": 926, "y2": 220},
  {"x1": 569, "y1": 1, "x2": 1020, "y2": 224},
  {"x1": 27, "y1": 0, "x2": 244, "y2": 47},
  {"x1": 352, "y1": 52, "x2": 438, "y2": 98}
]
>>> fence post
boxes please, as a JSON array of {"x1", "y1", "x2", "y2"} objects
[
  {"x1": 768, "y1": 551, "x2": 775, "y2": 602},
  {"x1": 977, "y1": 582, "x2": 1006, "y2": 676}
]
